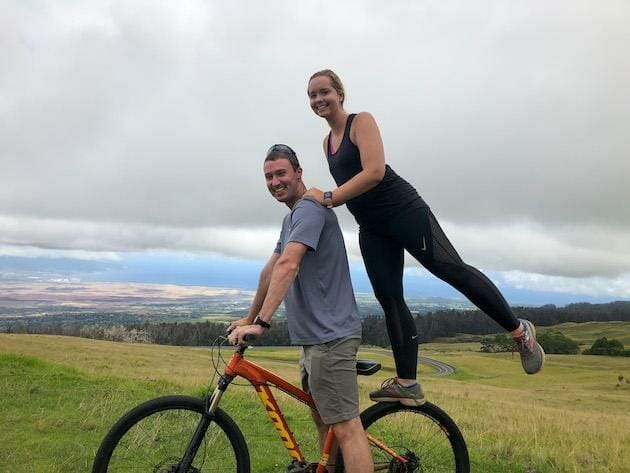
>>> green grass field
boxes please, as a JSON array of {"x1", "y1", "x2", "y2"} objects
[
  {"x1": 536, "y1": 321, "x2": 630, "y2": 347},
  {"x1": 1, "y1": 324, "x2": 629, "y2": 472}
]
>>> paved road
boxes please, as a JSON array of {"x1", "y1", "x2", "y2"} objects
[
  {"x1": 361, "y1": 347, "x2": 455, "y2": 377},
  {"x1": 248, "y1": 345, "x2": 456, "y2": 377}
]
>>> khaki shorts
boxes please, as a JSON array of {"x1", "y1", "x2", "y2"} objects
[{"x1": 299, "y1": 334, "x2": 361, "y2": 425}]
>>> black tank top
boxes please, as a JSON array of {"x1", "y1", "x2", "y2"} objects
[{"x1": 327, "y1": 114, "x2": 427, "y2": 228}]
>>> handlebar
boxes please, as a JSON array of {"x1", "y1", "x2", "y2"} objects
[
  {"x1": 225, "y1": 328, "x2": 258, "y2": 346},
  {"x1": 242, "y1": 333, "x2": 257, "y2": 343},
  {"x1": 227, "y1": 331, "x2": 257, "y2": 356}
]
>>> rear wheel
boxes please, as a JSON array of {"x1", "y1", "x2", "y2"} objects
[
  {"x1": 335, "y1": 401, "x2": 469, "y2": 472},
  {"x1": 92, "y1": 395, "x2": 250, "y2": 472}
]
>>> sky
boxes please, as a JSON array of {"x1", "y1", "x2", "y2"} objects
[{"x1": 1, "y1": 1, "x2": 630, "y2": 304}]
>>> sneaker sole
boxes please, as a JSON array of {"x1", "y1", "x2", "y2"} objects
[
  {"x1": 525, "y1": 343, "x2": 546, "y2": 374},
  {"x1": 522, "y1": 320, "x2": 546, "y2": 375},
  {"x1": 370, "y1": 396, "x2": 426, "y2": 406}
]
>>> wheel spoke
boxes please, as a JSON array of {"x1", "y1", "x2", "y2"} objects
[
  {"x1": 113, "y1": 411, "x2": 229, "y2": 470},
  {"x1": 355, "y1": 402, "x2": 469, "y2": 473},
  {"x1": 93, "y1": 396, "x2": 248, "y2": 473}
]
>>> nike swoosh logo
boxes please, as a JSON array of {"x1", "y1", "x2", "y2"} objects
[
  {"x1": 420, "y1": 236, "x2": 427, "y2": 251},
  {"x1": 411, "y1": 335, "x2": 418, "y2": 340}
]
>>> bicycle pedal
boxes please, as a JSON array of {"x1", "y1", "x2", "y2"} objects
[{"x1": 285, "y1": 459, "x2": 317, "y2": 472}]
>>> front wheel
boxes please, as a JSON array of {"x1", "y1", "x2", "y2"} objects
[
  {"x1": 335, "y1": 401, "x2": 469, "y2": 472},
  {"x1": 92, "y1": 395, "x2": 250, "y2": 472}
]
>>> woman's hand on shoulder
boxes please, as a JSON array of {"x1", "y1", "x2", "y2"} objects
[
  {"x1": 304, "y1": 187, "x2": 325, "y2": 205},
  {"x1": 304, "y1": 187, "x2": 333, "y2": 208}
]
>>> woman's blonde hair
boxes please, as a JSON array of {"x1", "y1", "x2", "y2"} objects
[{"x1": 308, "y1": 69, "x2": 345, "y2": 105}]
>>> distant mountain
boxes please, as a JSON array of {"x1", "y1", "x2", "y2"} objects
[
  {"x1": 0, "y1": 280, "x2": 473, "y2": 329},
  {"x1": 2, "y1": 254, "x2": 627, "y2": 307},
  {"x1": 0, "y1": 256, "x2": 120, "y2": 277}
]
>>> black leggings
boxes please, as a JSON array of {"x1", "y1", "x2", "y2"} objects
[{"x1": 359, "y1": 206, "x2": 520, "y2": 379}]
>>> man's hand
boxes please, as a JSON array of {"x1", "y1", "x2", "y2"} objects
[
  {"x1": 227, "y1": 324, "x2": 265, "y2": 346},
  {"x1": 227, "y1": 317, "x2": 251, "y2": 332}
]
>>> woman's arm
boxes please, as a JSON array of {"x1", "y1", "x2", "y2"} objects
[{"x1": 307, "y1": 112, "x2": 386, "y2": 207}]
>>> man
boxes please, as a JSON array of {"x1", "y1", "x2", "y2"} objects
[{"x1": 228, "y1": 144, "x2": 373, "y2": 473}]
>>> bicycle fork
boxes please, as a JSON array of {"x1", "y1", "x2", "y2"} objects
[{"x1": 176, "y1": 374, "x2": 234, "y2": 473}]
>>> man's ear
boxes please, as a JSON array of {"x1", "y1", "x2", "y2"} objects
[{"x1": 296, "y1": 167, "x2": 303, "y2": 179}]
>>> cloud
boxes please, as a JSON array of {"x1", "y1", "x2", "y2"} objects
[
  {"x1": 3, "y1": 213, "x2": 629, "y2": 280},
  {"x1": 0, "y1": 214, "x2": 278, "y2": 259},
  {"x1": 1, "y1": 1, "x2": 629, "y2": 284},
  {"x1": 0, "y1": 244, "x2": 121, "y2": 262},
  {"x1": 439, "y1": 219, "x2": 630, "y2": 278},
  {"x1": 502, "y1": 271, "x2": 630, "y2": 299}
]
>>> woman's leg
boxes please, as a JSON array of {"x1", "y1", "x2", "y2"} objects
[
  {"x1": 359, "y1": 228, "x2": 419, "y2": 380},
  {"x1": 383, "y1": 206, "x2": 543, "y2": 374},
  {"x1": 402, "y1": 208, "x2": 520, "y2": 332}
]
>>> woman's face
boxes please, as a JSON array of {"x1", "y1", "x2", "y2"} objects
[{"x1": 308, "y1": 76, "x2": 343, "y2": 118}]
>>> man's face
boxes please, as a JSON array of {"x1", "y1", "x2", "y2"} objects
[{"x1": 264, "y1": 157, "x2": 303, "y2": 206}]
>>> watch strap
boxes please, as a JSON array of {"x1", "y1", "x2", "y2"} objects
[{"x1": 254, "y1": 315, "x2": 271, "y2": 329}]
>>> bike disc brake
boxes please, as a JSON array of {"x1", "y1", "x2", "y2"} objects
[{"x1": 154, "y1": 457, "x2": 201, "y2": 473}]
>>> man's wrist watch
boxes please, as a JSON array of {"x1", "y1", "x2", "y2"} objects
[
  {"x1": 253, "y1": 315, "x2": 271, "y2": 329},
  {"x1": 323, "y1": 191, "x2": 333, "y2": 201}
]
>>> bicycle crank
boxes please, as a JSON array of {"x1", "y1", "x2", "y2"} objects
[
  {"x1": 285, "y1": 459, "x2": 318, "y2": 472},
  {"x1": 388, "y1": 450, "x2": 419, "y2": 473}
]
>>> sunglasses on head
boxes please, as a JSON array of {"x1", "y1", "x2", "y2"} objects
[{"x1": 266, "y1": 144, "x2": 297, "y2": 158}]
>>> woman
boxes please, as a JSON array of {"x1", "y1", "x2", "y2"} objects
[{"x1": 305, "y1": 69, "x2": 544, "y2": 406}]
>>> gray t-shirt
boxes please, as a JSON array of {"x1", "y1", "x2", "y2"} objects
[{"x1": 275, "y1": 197, "x2": 361, "y2": 345}]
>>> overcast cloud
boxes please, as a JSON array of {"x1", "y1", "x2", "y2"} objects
[{"x1": 1, "y1": 1, "x2": 629, "y2": 296}]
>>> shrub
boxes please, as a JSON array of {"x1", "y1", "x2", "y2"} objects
[
  {"x1": 480, "y1": 333, "x2": 514, "y2": 353},
  {"x1": 480, "y1": 330, "x2": 580, "y2": 355},
  {"x1": 537, "y1": 331, "x2": 580, "y2": 354},
  {"x1": 583, "y1": 337, "x2": 625, "y2": 356}
]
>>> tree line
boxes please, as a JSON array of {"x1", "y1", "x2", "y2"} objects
[{"x1": 4, "y1": 300, "x2": 629, "y2": 348}]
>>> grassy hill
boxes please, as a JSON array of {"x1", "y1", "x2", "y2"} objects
[
  {"x1": 536, "y1": 321, "x2": 630, "y2": 346},
  {"x1": 1, "y1": 332, "x2": 630, "y2": 472},
  {"x1": 440, "y1": 321, "x2": 630, "y2": 348}
]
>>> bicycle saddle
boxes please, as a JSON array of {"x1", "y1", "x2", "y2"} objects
[{"x1": 356, "y1": 360, "x2": 381, "y2": 376}]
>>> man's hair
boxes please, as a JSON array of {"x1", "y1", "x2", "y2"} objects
[{"x1": 265, "y1": 144, "x2": 301, "y2": 171}]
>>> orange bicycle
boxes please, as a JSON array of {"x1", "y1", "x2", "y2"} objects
[{"x1": 93, "y1": 335, "x2": 469, "y2": 472}]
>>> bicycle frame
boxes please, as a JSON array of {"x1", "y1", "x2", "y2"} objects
[{"x1": 209, "y1": 346, "x2": 409, "y2": 473}]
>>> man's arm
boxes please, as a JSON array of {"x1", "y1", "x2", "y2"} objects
[
  {"x1": 228, "y1": 242, "x2": 308, "y2": 345},
  {"x1": 258, "y1": 242, "x2": 308, "y2": 321},
  {"x1": 248, "y1": 251, "x2": 281, "y2": 320},
  {"x1": 228, "y1": 251, "x2": 280, "y2": 331}
]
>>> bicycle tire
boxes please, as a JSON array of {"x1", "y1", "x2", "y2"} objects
[
  {"x1": 92, "y1": 395, "x2": 250, "y2": 473},
  {"x1": 334, "y1": 401, "x2": 469, "y2": 473}
]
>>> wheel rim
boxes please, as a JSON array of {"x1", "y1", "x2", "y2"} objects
[
  {"x1": 367, "y1": 408, "x2": 458, "y2": 472},
  {"x1": 105, "y1": 407, "x2": 238, "y2": 472}
]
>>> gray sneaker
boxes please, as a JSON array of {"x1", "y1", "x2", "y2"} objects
[
  {"x1": 369, "y1": 378, "x2": 426, "y2": 406},
  {"x1": 514, "y1": 319, "x2": 545, "y2": 374}
]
